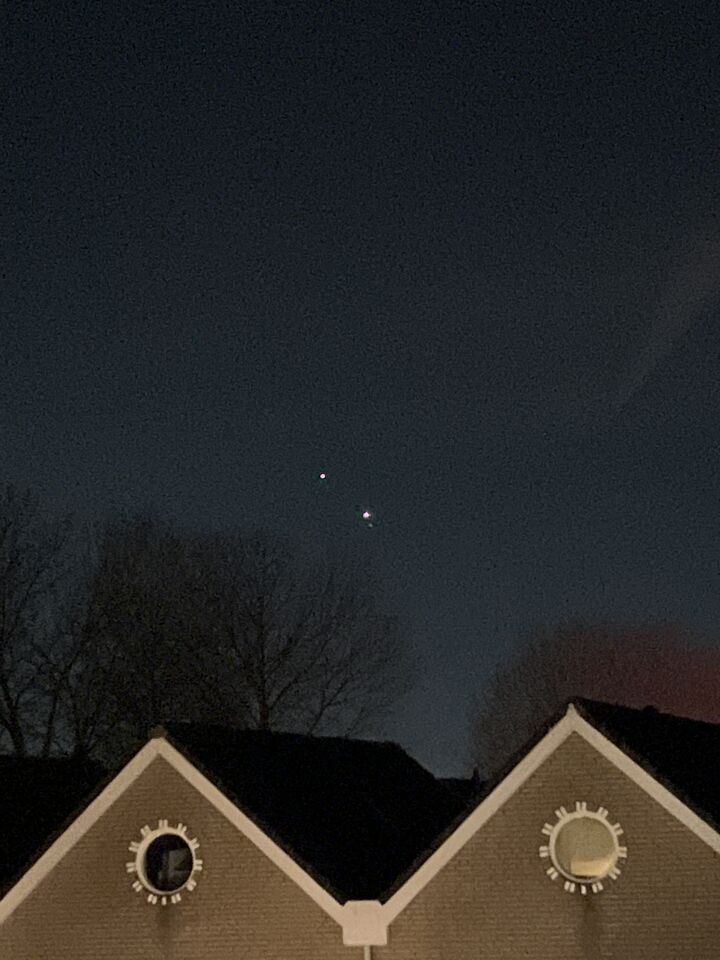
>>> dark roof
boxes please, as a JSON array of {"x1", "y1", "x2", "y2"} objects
[
  {"x1": 438, "y1": 774, "x2": 486, "y2": 806},
  {"x1": 573, "y1": 698, "x2": 720, "y2": 830},
  {"x1": 4, "y1": 701, "x2": 720, "y2": 905},
  {"x1": 0, "y1": 755, "x2": 105, "y2": 890},
  {"x1": 379, "y1": 698, "x2": 720, "y2": 903},
  {"x1": 161, "y1": 723, "x2": 466, "y2": 902}
]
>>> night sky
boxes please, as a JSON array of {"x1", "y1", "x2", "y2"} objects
[{"x1": 3, "y1": 2, "x2": 720, "y2": 773}]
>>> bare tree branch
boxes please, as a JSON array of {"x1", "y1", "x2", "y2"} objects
[
  {"x1": 0, "y1": 485, "x2": 72, "y2": 755},
  {"x1": 470, "y1": 620, "x2": 718, "y2": 777}
]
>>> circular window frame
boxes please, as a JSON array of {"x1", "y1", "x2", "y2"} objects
[
  {"x1": 127, "y1": 819, "x2": 203, "y2": 905},
  {"x1": 539, "y1": 802, "x2": 628, "y2": 894}
]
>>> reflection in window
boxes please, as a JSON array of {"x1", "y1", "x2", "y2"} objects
[
  {"x1": 553, "y1": 815, "x2": 617, "y2": 880},
  {"x1": 144, "y1": 834, "x2": 194, "y2": 892}
]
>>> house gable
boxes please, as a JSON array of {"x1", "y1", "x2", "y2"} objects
[
  {"x1": 381, "y1": 704, "x2": 720, "y2": 924},
  {"x1": 0, "y1": 746, "x2": 353, "y2": 959},
  {"x1": 3, "y1": 703, "x2": 720, "y2": 956},
  {"x1": 1, "y1": 726, "x2": 465, "y2": 949},
  {"x1": 376, "y1": 726, "x2": 720, "y2": 959}
]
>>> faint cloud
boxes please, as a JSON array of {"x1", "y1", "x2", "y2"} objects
[{"x1": 612, "y1": 222, "x2": 720, "y2": 415}]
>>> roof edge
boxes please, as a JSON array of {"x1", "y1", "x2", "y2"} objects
[
  {"x1": 0, "y1": 734, "x2": 348, "y2": 935},
  {"x1": 380, "y1": 704, "x2": 578, "y2": 919},
  {"x1": 569, "y1": 703, "x2": 720, "y2": 849},
  {"x1": 150, "y1": 737, "x2": 350, "y2": 923},
  {"x1": 156, "y1": 727, "x2": 356, "y2": 904},
  {"x1": 0, "y1": 738, "x2": 160, "y2": 924},
  {"x1": 381, "y1": 699, "x2": 720, "y2": 925}
]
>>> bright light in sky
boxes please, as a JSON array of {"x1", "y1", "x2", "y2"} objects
[
  {"x1": 319, "y1": 472, "x2": 327, "y2": 480},
  {"x1": 362, "y1": 510, "x2": 372, "y2": 520}
]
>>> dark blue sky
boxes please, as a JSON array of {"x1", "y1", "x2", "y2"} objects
[{"x1": 3, "y1": 1, "x2": 720, "y2": 772}]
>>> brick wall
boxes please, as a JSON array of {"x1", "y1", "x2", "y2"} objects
[
  {"x1": 3, "y1": 733, "x2": 719, "y2": 960},
  {"x1": 0, "y1": 755, "x2": 354, "y2": 960},
  {"x1": 377, "y1": 732, "x2": 720, "y2": 960}
]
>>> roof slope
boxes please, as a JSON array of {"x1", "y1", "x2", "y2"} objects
[
  {"x1": 379, "y1": 698, "x2": 720, "y2": 908},
  {"x1": 438, "y1": 775, "x2": 485, "y2": 806},
  {"x1": 0, "y1": 755, "x2": 105, "y2": 889},
  {"x1": 162, "y1": 723, "x2": 466, "y2": 902},
  {"x1": 573, "y1": 698, "x2": 720, "y2": 829},
  {"x1": 5, "y1": 701, "x2": 719, "y2": 908}
]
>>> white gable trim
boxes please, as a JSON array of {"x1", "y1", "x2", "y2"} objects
[
  {"x1": 5, "y1": 708, "x2": 719, "y2": 943},
  {"x1": 152, "y1": 739, "x2": 348, "y2": 922},
  {"x1": 570, "y1": 706, "x2": 720, "y2": 855},
  {"x1": 0, "y1": 736, "x2": 349, "y2": 930},
  {"x1": 382, "y1": 704, "x2": 720, "y2": 923},
  {"x1": 0, "y1": 739, "x2": 159, "y2": 924},
  {"x1": 381, "y1": 705, "x2": 578, "y2": 921}
]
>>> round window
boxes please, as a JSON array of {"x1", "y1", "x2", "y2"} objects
[
  {"x1": 127, "y1": 820, "x2": 203, "y2": 905},
  {"x1": 143, "y1": 833, "x2": 194, "y2": 893},
  {"x1": 539, "y1": 802, "x2": 627, "y2": 894},
  {"x1": 553, "y1": 815, "x2": 617, "y2": 880}
]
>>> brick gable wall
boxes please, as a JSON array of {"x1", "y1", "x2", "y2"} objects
[
  {"x1": 378, "y1": 732, "x2": 720, "y2": 960},
  {"x1": 3, "y1": 733, "x2": 720, "y2": 959},
  {"x1": 0, "y1": 755, "x2": 353, "y2": 960}
]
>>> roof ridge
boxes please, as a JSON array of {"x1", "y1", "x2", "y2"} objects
[
  {"x1": 571, "y1": 696, "x2": 720, "y2": 729},
  {"x1": 158, "y1": 720, "x2": 404, "y2": 748}
]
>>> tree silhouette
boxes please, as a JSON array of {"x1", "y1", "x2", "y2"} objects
[
  {"x1": 59, "y1": 516, "x2": 410, "y2": 761},
  {"x1": 470, "y1": 621, "x2": 720, "y2": 777},
  {"x1": 0, "y1": 486, "x2": 70, "y2": 755}
]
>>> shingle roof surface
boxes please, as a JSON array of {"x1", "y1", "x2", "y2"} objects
[
  {"x1": 0, "y1": 755, "x2": 105, "y2": 890},
  {"x1": 161, "y1": 723, "x2": 466, "y2": 901},
  {"x1": 573, "y1": 698, "x2": 720, "y2": 828},
  {"x1": 4, "y1": 701, "x2": 720, "y2": 904},
  {"x1": 438, "y1": 775, "x2": 486, "y2": 806}
]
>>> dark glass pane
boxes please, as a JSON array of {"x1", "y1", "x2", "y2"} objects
[{"x1": 144, "y1": 834, "x2": 193, "y2": 892}]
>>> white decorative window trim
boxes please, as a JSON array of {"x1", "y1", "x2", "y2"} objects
[
  {"x1": 6, "y1": 706, "x2": 716, "y2": 939},
  {"x1": 539, "y1": 801, "x2": 628, "y2": 894},
  {"x1": 126, "y1": 819, "x2": 203, "y2": 905}
]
